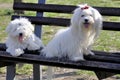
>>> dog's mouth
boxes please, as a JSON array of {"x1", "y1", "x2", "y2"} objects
[
  {"x1": 84, "y1": 23, "x2": 90, "y2": 28},
  {"x1": 18, "y1": 33, "x2": 24, "y2": 43}
]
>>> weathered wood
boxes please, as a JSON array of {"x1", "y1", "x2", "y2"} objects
[
  {"x1": 12, "y1": 15, "x2": 120, "y2": 31},
  {"x1": 14, "y1": 0, "x2": 24, "y2": 14},
  {"x1": 0, "y1": 43, "x2": 120, "y2": 64},
  {"x1": 94, "y1": 71, "x2": 115, "y2": 80},
  {"x1": 6, "y1": 64, "x2": 16, "y2": 80},
  {"x1": 93, "y1": 51, "x2": 120, "y2": 57},
  {"x1": 0, "y1": 51, "x2": 119, "y2": 74},
  {"x1": 0, "y1": 62, "x2": 13, "y2": 67},
  {"x1": 0, "y1": 43, "x2": 6, "y2": 51},
  {"x1": 13, "y1": 3, "x2": 120, "y2": 16},
  {"x1": 84, "y1": 54, "x2": 120, "y2": 63}
]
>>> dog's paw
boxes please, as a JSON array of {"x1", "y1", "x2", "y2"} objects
[
  {"x1": 41, "y1": 51, "x2": 55, "y2": 58},
  {"x1": 6, "y1": 48, "x2": 24, "y2": 56},
  {"x1": 85, "y1": 51, "x2": 94, "y2": 55},
  {"x1": 71, "y1": 56, "x2": 85, "y2": 61},
  {"x1": 84, "y1": 50, "x2": 94, "y2": 55},
  {"x1": 89, "y1": 51, "x2": 94, "y2": 55},
  {"x1": 12, "y1": 49, "x2": 24, "y2": 57},
  {"x1": 44, "y1": 53, "x2": 55, "y2": 58}
]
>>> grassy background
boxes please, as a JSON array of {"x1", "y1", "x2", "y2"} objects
[{"x1": 0, "y1": 0, "x2": 120, "y2": 77}]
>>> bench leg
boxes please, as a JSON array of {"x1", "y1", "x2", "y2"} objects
[
  {"x1": 6, "y1": 64, "x2": 16, "y2": 80},
  {"x1": 94, "y1": 71, "x2": 115, "y2": 80},
  {"x1": 47, "y1": 66, "x2": 54, "y2": 80},
  {"x1": 33, "y1": 64, "x2": 42, "y2": 80}
]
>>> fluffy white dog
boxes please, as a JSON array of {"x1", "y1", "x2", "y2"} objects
[
  {"x1": 42, "y1": 4, "x2": 102, "y2": 61},
  {"x1": 6, "y1": 18, "x2": 44, "y2": 56}
]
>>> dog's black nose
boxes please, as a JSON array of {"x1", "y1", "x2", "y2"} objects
[
  {"x1": 84, "y1": 19, "x2": 88, "y2": 22},
  {"x1": 19, "y1": 33, "x2": 23, "y2": 36}
]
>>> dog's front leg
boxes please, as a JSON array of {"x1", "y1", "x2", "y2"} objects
[
  {"x1": 6, "y1": 47, "x2": 24, "y2": 56},
  {"x1": 83, "y1": 46, "x2": 94, "y2": 55},
  {"x1": 70, "y1": 51, "x2": 85, "y2": 61}
]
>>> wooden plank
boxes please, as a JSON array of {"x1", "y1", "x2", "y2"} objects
[
  {"x1": 0, "y1": 51, "x2": 119, "y2": 74},
  {"x1": 94, "y1": 71, "x2": 115, "y2": 79},
  {"x1": 14, "y1": 0, "x2": 24, "y2": 14},
  {"x1": 12, "y1": 15, "x2": 70, "y2": 26},
  {"x1": 13, "y1": 3, "x2": 120, "y2": 16},
  {"x1": 0, "y1": 43, "x2": 6, "y2": 51},
  {"x1": 0, "y1": 43, "x2": 120, "y2": 63},
  {"x1": 84, "y1": 54, "x2": 120, "y2": 63},
  {"x1": 12, "y1": 15, "x2": 120, "y2": 31},
  {"x1": 13, "y1": 3, "x2": 76, "y2": 14},
  {"x1": 0, "y1": 62, "x2": 13, "y2": 67},
  {"x1": 93, "y1": 51, "x2": 120, "y2": 57}
]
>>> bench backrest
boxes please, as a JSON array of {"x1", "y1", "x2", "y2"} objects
[{"x1": 12, "y1": 2, "x2": 120, "y2": 31}]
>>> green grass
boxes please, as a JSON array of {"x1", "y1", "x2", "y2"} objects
[
  {"x1": 0, "y1": 0, "x2": 120, "y2": 77},
  {"x1": 0, "y1": 0, "x2": 12, "y2": 3}
]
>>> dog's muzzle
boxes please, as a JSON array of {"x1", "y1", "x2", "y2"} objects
[
  {"x1": 84, "y1": 19, "x2": 90, "y2": 28},
  {"x1": 18, "y1": 33, "x2": 24, "y2": 43},
  {"x1": 19, "y1": 33, "x2": 23, "y2": 36}
]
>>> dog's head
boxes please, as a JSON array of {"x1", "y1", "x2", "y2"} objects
[
  {"x1": 71, "y1": 4, "x2": 102, "y2": 31},
  {"x1": 6, "y1": 18, "x2": 34, "y2": 43}
]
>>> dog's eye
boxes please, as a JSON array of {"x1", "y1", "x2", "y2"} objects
[
  {"x1": 90, "y1": 14, "x2": 93, "y2": 17},
  {"x1": 81, "y1": 15, "x2": 85, "y2": 17},
  {"x1": 23, "y1": 28, "x2": 26, "y2": 30},
  {"x1": 18, "y1": 23, "x2": 21, "y2": 26},
  {"x1": 13, "y1": 28, "x2": 17, "y2": 32}
]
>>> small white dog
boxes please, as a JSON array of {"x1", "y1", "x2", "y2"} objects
[
  {"x1": 6, "y1": 18, "x2": 44, "y2": 56},
  {"x1": 42, "y1": 4, "x2": 102, "y2": 61}
]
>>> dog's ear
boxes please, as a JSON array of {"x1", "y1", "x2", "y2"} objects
[
  {"x1": 26, "y1": 20, "x2": 34, "y2": 32},
  {"x1": 6, "y1": 22, "x2": 13, "y2": 34},
  {"x1": 91, "y1": 8, "x2": 103, "y2": 38},
  {"x1": 6, "y1": 18, "x2": 20, "y2": 34},
  {"x1": 21, "y1": 18, "x2": 34, "y2": 32},
  {"x1": 71, "y1": 7, "x2": 81, "y2": 27},
  {"x1": 29, "y1": 23, "x2": 34, "y2": 32},
  {"x1": 92, "y1": 8, "x2": 102, "y2": 28}
]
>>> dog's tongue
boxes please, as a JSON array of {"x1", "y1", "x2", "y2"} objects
[
  {"x1": 18, "y1": 36, "x2": 23, "y2": 43},
  {"x1": 84, "y1": 23, "x2": 89, "y2": 28}
]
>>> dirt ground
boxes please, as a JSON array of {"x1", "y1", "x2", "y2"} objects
[
  {"x1": 0, "y1": 68, "x2": 120, "y2": 80},
  {"x1": 0, "y1": 3, "x2": 12, "y2": 9}
]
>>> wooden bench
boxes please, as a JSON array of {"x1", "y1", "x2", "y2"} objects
[{"x1": 0, "y1": 0, "x2": 120, "y2": 80}]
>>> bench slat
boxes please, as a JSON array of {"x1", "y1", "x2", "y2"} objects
[
  {"x1": 0, "y1": 62, "x2": 13, "y2": 67},
  {"x1": 0, "y1": 51, "x2": 119, "y2": 73},
  {"x1": 0, "y1": 42, "x2": 120, "y2": 64},
  {"x1": 12, "y1": 15, "x2": 120, "y2": 31},
  {"x1": 85, "y1": 55, "x2": 120, "y2": 63},
  {"x1": 13, "y1": 3, "x2": 120, "y2": 16},
  {"x1": 1, "y1": 43, "x2": 120, "y2": 64},
  {"x1": 0, "y1": 43, "x2": 6, "y2": 51},
  {"x1": 93, "y1": 51, "x2": 120, "y2": 57}
]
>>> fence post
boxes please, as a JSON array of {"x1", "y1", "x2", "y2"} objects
[{"x1": 33, "y1": 0, "x2": 46, "y2": 80}]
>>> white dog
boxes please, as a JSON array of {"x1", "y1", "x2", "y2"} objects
[
  {"x1": 6, "y1": 18, "x2": 44, "y2": 56},
  {"x1": 42, "y1": 4, "x2": 102, "y2": 61}
]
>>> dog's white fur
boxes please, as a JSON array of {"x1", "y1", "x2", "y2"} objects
[
  {"x1": 6, "y1": 18, "x2": 44, "y2": 56},
  {"x1": 42, "y1": 4, "x2": 102, "y2": 61}
]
